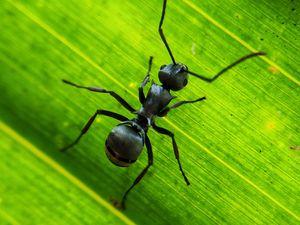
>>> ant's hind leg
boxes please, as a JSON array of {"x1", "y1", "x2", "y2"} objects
[
  {"x1": 60, "y1": 110, "x2": 128, "y2": 152},
  {"x1": 152, "y1": 123, "x2": 190, "y2": 185},
  {"x1": 139, "y1": 56, "x2": 153, "y2": 104},
  {"x1": 62, "y1": 80, "x2": 136, "y2": 113},
  {"x1": 114, "y1": 134, "x2": 153, "y2": 209}
]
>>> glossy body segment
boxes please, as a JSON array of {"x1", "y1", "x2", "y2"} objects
[
  {"x1": 105, "y1": 124, "x2": 144, "y2": 167},
  {"x1": 139, "y1": 81, "x2": 175, "y2": 120}
]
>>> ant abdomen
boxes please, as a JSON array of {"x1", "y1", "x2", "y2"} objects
[{"x1": 105, "y1": 124, "x2": 144, "y2": 167}]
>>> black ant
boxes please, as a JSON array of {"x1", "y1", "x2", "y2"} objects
[{"x1": 61, "y1": 0, "x2": 266, "y2": 209}]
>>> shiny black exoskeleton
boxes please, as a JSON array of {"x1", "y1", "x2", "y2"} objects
[{"x1": 61, "y1": 0, "x2": 266, "y2": 209}]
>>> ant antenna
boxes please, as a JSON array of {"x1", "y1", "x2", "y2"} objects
[
  {"x1": 159, "y1": 0, "x2": 176, "y2": 64},
  {"x1": 186, "y1": 52, "x2": 267, "y2": 82},
  {"x1": 159, "y1": 0, "x2": 266, "y2": 82}
]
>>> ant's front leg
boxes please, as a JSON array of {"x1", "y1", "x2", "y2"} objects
[
  {"x1": 139, "y1": 56, "x2": 153, "y2": 104},
  {"x1": 158, "y1": 97, "x2": 206, "y2": 117}
]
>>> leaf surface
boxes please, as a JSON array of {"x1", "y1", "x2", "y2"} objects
[{"x1": 0, "y1": 0, "x2": 299, "y2": 224}]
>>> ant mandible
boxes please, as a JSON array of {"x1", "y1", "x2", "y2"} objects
[{"x1": 61, "y1": 0, "x2": 266, "y2": 209}]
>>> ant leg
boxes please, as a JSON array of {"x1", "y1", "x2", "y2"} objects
[
  {"x1": 159, "y1": 0, "x2": 176, "y2": 64},
  {"x1": 62, "y1": 80, "x2": 136, "y2": 113},
  {"x1": 60, "y1": 110, "x2": 128, "y2": 152},
  {"x1": 116, "y1": 134, "x2": 153, "y2": 209},
  {"x1": 139, "y1": 56, "x2": 153, "y2": 104},
  {"x1": 152, "y1": 123, "x2": 190, "y2": 185},
  {"x1": 158, "y1": 96, "x2": 206, "y2": 117},
  {"x1": 187, "y1": 52, "x2": 266, "y2": 82}
]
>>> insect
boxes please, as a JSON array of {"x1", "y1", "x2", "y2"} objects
[{"x1": 61, "y1": 0, "x2": 266, "y2": 209}]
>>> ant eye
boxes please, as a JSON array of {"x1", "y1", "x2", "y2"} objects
[
  {"x1": 179, "y1": 67, "x2": 186, "y2": 73},
  {"x1": 160, "y1": 65, "x2": 166, "y2": 70}
]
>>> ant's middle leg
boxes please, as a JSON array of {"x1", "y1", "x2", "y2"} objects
[
  {"x1": 60, "y1": 110, "x2": 128, "y2": 152},
  {"x1": 139, "y1": 56, "x2": 153, "y2": 104},
  {"x1": 62, "y1": 79, "x2": 136, "y2": 113},
  {"x1": 152, "y1": 122, "x2": 190, "y2": 185},
  {"x1": 158, "y1": 96, "x2": 206, "y2": 117}
]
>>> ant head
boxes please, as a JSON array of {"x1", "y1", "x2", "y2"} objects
[
  {"x1": 105, "y1": 122, "x2": 145, "y2": 167},
  {"x1": 158, "y1": 63, "x2": 188, "y2": 91}
]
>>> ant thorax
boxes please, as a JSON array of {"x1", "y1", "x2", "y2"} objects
[{"x1": 138, "y1": 81, "x2": 175, "y2": 119}]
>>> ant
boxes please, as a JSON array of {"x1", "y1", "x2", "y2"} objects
[{"x1": 61, "y1": 0, "x2": 266, "y2": 209}]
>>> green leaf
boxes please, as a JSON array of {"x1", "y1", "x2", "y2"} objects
[{"x1": 0, "y1": 0, "x2": 299, "y2": 224}]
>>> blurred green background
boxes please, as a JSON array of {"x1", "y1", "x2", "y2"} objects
[{"x1": 0, "y1": 0, "x2": 299, "y2": 224}]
